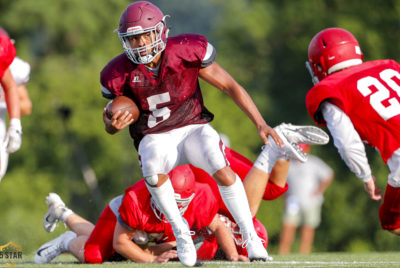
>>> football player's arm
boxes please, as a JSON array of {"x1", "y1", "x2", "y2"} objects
[
  {"x1": 101, "y1": 83, "x2": 134, "y2": 134},
  {"x1": 11, "y1": 57, "x2": 32, "y2": 115},
  {"x1": 113, "y1": 222, "x2": 177, "y2": 263},
  {"x1": 0, "y1": 69, "x2": 20, "y2": 119},
  {"x1": 207, "y1": 214, "x2": 249, "y2": 262},
  {"x1": 18, "y1": 84, "x2": 32, "y2": 115},
  {"x1": 199, "y1": 62, "x2": 283, "y2": 147},
  {"x1": 103, "y1": 108, "x2": 134, "y2": 134},
  {"x1": 321, "y1": 102, "x2": 382, "y2": 200}
]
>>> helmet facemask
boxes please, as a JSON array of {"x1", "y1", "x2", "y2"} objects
[{"x1": 118, "y1": 17, "x2": 167, "y2": 65}]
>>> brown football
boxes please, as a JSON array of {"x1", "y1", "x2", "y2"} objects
[{"x1": 106, "y1": 96, "x2": 140, "y2": 122}]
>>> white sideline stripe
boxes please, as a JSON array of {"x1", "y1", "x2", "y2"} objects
[{"x1": 203, "y1": 261, "x2": 400, "y2": 265}]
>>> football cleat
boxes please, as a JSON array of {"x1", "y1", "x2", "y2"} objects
[
  {"x1": 275, "y1": 123, "x2": 329, "y2": 145},
  {"x1": 244, "y1": 233, "x2": 273, "y2": 262},
  {"x1": 274, "y1": 123, "x2": 329, "y2": 162},
  {"x1": 175, "y1": 222, "x2": 197, "y2": 266},
  {"x1": 43, "y1": 193, "x2": 69, "y2": 233},
  {"x1": 34, "y1": 231, "x2": 76, "y2": 264}
]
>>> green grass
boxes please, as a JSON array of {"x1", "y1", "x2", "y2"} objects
[{"x1": 2, "y1": 252, "x2": 400, "y2": 267}]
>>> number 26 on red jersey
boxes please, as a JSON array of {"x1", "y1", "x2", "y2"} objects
[{"x1": 357, "y1": 68, "x2": 400, "y2": 120}]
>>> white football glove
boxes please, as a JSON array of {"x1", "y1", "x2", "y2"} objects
[{"x1": 5, "y1": 118, "x2": 22, "y2": 153}]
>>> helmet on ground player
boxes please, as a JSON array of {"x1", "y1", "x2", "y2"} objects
[
  {"x1": 307, "y1": 27, "x2": 363, "y2": 83},
  {"x1": 151, "y1": 165, "x2": 196, "y2": 221},
  {"x1": 118, "y1": 1, "x2": 168, "y2": 64},
  {"x1": 219, "y1": 215, "x2": 268, "y2": 256}
]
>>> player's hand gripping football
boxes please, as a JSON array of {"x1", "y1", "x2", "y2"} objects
[
  {"x1": 364, "y1": 175, "x2": 382, "y2": 201},
  {"x1": 103, "y1": 108, "x2": 134, "y2": 134},
  {"x1": 5, "y1": 118, "x2": 22, "y2": 153},
  {"x1": 258, "y1": 123, "x2": 284, "y2": 147}
]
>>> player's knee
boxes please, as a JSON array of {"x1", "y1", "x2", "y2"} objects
[
  {"x1": 145, "y1": 174, "x2": 159, "y2": 186},
  {"x1": 213, "y1": 166, "x2": 236, "y2": 186}
]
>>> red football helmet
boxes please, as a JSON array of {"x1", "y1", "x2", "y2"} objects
[
  {"x1": 307, "y1": 27, "x2": 363, "y2": 84},
  {"x1": 0, "y1": 27, "x2": 9, "y2": 38},
  {"x1": 151, "y1": 165, "x2": 196, "y2": 222},
  {"x1": 219, "y1": 215, "x2": 268, "y2": 256},
  {"x1": 118, "y1": 1, "x2": 168, "y2": 64}
]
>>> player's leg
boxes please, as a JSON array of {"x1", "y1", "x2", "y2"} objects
[
  {"x1": 299, "y1": 203, "x2": 321, "y2": 254},
  {"x1": 245, "y1": 124, "x2": 328, "y2": 216},
  {"x1": 34, "y1": 231, "x2": 77, "y2": 264},
  {"x1": 379, "y1": 184, "x2": 400, "y2": 236},
  {"x1": 83, "y1": 205, "x2": 117, "y2": 263},
  {"x1": 382, "y1": 153, "x2": 400, "y2": 235},
  {"x1": 278, "y1": 198, "x2": 301, "y2": 255},
  {"x1": 299, "y1": 226, "x2": 315, "y2": 254},
  {"x1": 269, "y1": 159, "x2": 290, "y2": 187},
  {"x1": 138, "y1": 129, "x2": 197, "y2": 266},
  {"x1": 68, "y1": 236, "x2": 89, "y2": 263},
  {"x1": 184, "y1": 124, "x2": 271, "y2": 261},
  {"x1": 42, "y1": 193, "x2": 93, "y2": 235},
  {"x1": 278, "y1": 224, "x2": 296, "y2": 255}
]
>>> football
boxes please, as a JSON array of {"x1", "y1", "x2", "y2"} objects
[{"x1": 106, "y1": 96, "x2": 140, "y2": 122}]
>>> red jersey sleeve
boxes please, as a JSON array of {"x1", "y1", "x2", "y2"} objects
[
  {"x1": 118, "y1": 182, "x2": 152, "y2": 230},
  {"x1": 0, "y1": 35, "x2": 16, "y2": 78}
]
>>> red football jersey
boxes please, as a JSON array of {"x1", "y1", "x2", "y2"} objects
[
  {"x1": 306, "y1": 60, "x2": 400, "y2": 162},
  {"x1": 100, "y1": 34, "x2": 214, "y2": 148},
  {"x1": 190, "y1": 147, "x2": 288, "y2": 220},
  {"x1": 118, "y1": 179, "x2": 219, "y2": 242},
  {"x1": 0, "y1": 34, "x2": 16, "y2": 78},
  {"x1": 118, "y1": 180, "x2": 171, "y2": 236}
]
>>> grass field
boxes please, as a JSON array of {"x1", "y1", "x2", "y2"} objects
[{"x1": 2, "y1": 252, "x2": 400, "y2": 267}]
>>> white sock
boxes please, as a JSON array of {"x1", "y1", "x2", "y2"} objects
[
  {"x1": 146, "y1": 179, "x2": 187, "y2": 233},
  {"x1": 62, "y1": 232, "x2": 77, "y2": 251},
  {"x1": 60, "y1": 208, "x2": 73, "y2": 223},
  {"x1": 218, "y1": 175, "x2": 256, "y2": 239},
  {"x1": 253, "y1": 138, "x2": 281, "y2": 173}
]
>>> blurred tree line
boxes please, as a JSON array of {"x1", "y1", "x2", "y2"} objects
[{"x1": 0, "y1": 0, "x2": 399, "y2": 255}]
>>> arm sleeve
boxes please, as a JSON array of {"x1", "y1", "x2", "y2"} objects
[
  {"x1": 118, "y1": 194, "x2": 140, "y2": 231},
  {"x1": 9, "y1": 57, "x2": 30, "y2": 85},
  {"x1": 201, "y1": 42, "x2": 216, "y2": 68},
  {"x1": 321, "y1": 101, "x2": 372, "y2": 182}
]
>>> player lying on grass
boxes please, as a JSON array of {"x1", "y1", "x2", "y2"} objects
[
  {"x1": 35, "y1": 122, "x2": 329, "y2": 264},
  {"x1": 35, "y1": 165, "x2": 249, "y2": 264}
]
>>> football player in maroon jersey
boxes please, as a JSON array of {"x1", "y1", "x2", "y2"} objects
[
  {"x1": 34, "y1": 165, "x2": 249, "y2": 264},
  {"x1": 305, "y1": 27, "x2": 400, "y2": 236},
  {"x1": 100, "y1": 2, "x2": 330, "y2": 265},
  {"x1": 0, "y1": 29, "x2": 22, "y2": 159}
]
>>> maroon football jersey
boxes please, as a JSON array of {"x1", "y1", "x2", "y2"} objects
[
  {"x1": 101, "y1": 34, "x2": 214, "y2": 148},
  {"x1": 306, "y1": 59, "x2": 400, "y2": 162}
]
